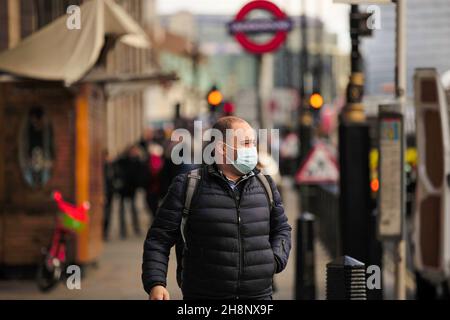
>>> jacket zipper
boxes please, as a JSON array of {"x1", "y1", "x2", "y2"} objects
[
  {"x1": 237, "y1": 203, "x2": 242, "y2": 299},
  {"x1": 212, "y1": 171, "x2": 247, "y2": 299},
  {"x1": 228, "y1": 183, "x2": 242, "y2": 299},
  {"x1": 233, "y1": 179, "x2": 246, "y2": 283}
]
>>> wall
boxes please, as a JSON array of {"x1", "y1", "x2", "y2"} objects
[
  {"x1": 102, "y1": 0, "x2": 154, "y2": 157},
  {"x1": 0, "y1": 83, "x2": 76, "y2": 265},
  {"x1": 105, "y1": 92, "x2": 144, "y2": 158},
  {"x1": 0, "y1": 82, "x2": 106, "y2": 266},
  {"x1": 0, "y1": 0, "x2": 153, "y2": 160},
  {"x1": 362, "y1": 1, "x2": 450, "y2": 96}
]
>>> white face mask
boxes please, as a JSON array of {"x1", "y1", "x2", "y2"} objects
[{"x1": 224, "y1": 144, "x2": 258, "y2": 175}]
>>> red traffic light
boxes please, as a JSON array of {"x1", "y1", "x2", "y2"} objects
[
  {"x1": 223, "y1": 102, "x2": 235, "y2": 114},
  {"x1": 370, "y1": 178, "x2": 379, "y2": 193}
]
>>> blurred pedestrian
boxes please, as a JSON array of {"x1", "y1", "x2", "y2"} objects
[
  {"x1": 117, "y1": 146, "x2": 143, "y2": 238},
  {"x1": 102, "y1": 150, "x2": 115, "y2": 241},
  {"x1": 159, "y1": 119, "x2": 200, "y2": 198},
  {"x1": 139, "y1": 127, "x2": 154, "y2": 157},
  {"x1": 138, "y1": 127, "x2": 157, "y2": 218},
  {"x1": 145, "y1": 142, "x2": 164, "y2": 219}
]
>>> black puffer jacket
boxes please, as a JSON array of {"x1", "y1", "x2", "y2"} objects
[{"x1": 142, "y1": 165, "x2": 292, "y2": 299}]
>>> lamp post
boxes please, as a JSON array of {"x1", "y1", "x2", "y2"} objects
[
  {"x1": 338, "y1": 5, "x2": 383, "y2": 301},
  {"x1": 298, "y1": 0, "x2": 313, "y2": 167}
]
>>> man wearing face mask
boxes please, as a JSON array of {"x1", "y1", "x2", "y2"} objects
[{"x1": 142, "y1": 116, "x2": 292, "y2": 300}]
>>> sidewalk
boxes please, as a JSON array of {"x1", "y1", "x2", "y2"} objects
[
  {"x1": 0, "y1": 192, "x2": 157, "y2": 300},
  {"x1": 0, "y1": 179, "x2": 329, "y2": 300},
  {"x1": 273, "y1": 178, "x2": 331, "y2": 300}
]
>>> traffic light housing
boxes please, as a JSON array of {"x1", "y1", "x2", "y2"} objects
[
  {"x1": 309, "y1": 93, "x2": 324, "y2": 126},
  {"x1": 350, "y1": 12, "x2": 374, "y2": 37},
  {"x1": 207, "y1": 86, "x2": 223, "y2": 108},
  {"x1": 309, "y1": 93, "x2": 324, "y2": 110}
]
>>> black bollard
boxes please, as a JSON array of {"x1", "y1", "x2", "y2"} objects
[
  {"x1": 326, "y1": 255, "x2": 367, "y2": 300},
  {"x1": 295, "y1": 212, "x2": 316, "y2": 300}
]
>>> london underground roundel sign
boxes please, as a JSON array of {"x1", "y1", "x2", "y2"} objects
[{"x1": 228, "y1": 0, "x2": 293, "y2": 54}]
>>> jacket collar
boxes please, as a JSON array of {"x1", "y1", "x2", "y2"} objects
[{"x1": 206, "y1": 163, "x2": 258, "y2": 183}]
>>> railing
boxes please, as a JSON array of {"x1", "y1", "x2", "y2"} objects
[{"x1": 307, "y1": 184, "x2": 341, "y2": 259}]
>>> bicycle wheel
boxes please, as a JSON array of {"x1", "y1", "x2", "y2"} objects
[{"x1": 36, "y1": 253, "x2": 63, "y2": 292}]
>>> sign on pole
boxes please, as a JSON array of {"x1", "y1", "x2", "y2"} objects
[
  {"x1": 295, "y1": 143, "x2": 339, "y2": 184},
  {"x1": 228, "y1": 0, "x2": 293, "y2": 54},
  {"x1": 378, "y1": 103, "x2": 404, "y2": 240}
]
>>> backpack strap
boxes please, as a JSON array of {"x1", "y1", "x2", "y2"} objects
[
  {"x1": 181, "y1": 168, "x2": 201, "y2": 248},
  {"x1": 256, "y1": 172, "x2": 274, "y2": 211}
]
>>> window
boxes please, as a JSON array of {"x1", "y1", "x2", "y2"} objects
[
  {"x1": 19, "y1": 106, "x2": 55, "y2": 188},
  {"x1": 35, "y1": 0, "x2": 83, "y2": 29}
]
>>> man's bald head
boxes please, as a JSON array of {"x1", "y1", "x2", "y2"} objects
[
  {"x1": 212, "y1": 116, "x2": 249, "y2": 138},
  {"x1": 212, "y1": 116, "x2": 257, "y2": 170}
]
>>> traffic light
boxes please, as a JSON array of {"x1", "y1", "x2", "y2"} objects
[
  {"x1": 350, "y1": 11, "x2": 374, "y2": 37},
  {"x1": 223, "y1": 101, "x2": 235, "y2": 116},
  {"x1": 370, "y1": 178, "x2": 379, "y2": 193},
  {"x1": 207, "y1": 86, "x2": 223, "y2": 108},
  {"x1": 309, "y1": 93, "x2": 324, "y2": 110},
  {"x1": 174, "y1": 102, "x2": 181, "y2": 120},
  {"x1": 369, "y1": 148, "x2": 379, "y2": 196}
]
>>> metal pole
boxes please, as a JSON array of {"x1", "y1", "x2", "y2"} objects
[
  {"x1": 192, "y1": 42, "x2": 200, "y2": 90},
  {"x1": 394, "y1": 0, "x2": 407, "y2": 300},
  {"x1": 298, "y1": 0, "x2": 313, "y2": 165},
  {"x1": 312, "y1": 0, "x2": 324, "y2": 126},
  {"x1": 339, "y1": 3, "x2": 373, "y2": 275},
  {"x1": 313, "y1": 0, "x2": 324, "y2": 94},
  {"x1": 295, "y1": 212, "x2": 316, "y2": 300},
  {"x1": 344, "y1": 4, "x2": 365, "y2": 122},
  {"x1": 395, "y1": 0, "x2": 407, "y2": 106},
  {"x1": 298, "y1": 1, "x2": 313, "y2": 214},
  {"x1": 255, "y1": 54, "x2": 265, "y2": 129}
]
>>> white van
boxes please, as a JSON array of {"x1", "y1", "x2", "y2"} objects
[{"x1": 413, "y1": 68, "x2": 450, "y2": 298}]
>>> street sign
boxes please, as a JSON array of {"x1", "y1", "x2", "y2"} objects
[
  {"x1": 378, "y1": 104, "x2": 404, "y2": 240},
  {"x1": 295, "y1": 143, "x2": 339, "y2": 184},
  {"x1": 228, "y1": 0, "x2": 293, "y2": 54}
]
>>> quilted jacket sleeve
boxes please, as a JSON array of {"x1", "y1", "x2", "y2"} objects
[
  {"x1": 267, "y1": 175, "x2": 292, "y2": 274},
  {"x1": 141, "y1": 173, "x2": 186, "y2": 294}
]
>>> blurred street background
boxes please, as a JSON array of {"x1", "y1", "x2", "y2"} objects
[{"x1": 1, "y1": 0, "x2": 450, "y2": 300}]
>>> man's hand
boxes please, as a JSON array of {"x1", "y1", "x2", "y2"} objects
[{"x1": 149, "y1": 285, "x2": 170, "y2": 300}]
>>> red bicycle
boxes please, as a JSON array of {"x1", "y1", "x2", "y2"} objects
[{"x1": 36, "y1": 191, "x2": 89, "y2": 292}]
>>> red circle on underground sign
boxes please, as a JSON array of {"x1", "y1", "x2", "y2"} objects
[{"x1": 229, "y1": 0, "x2": 292, "y2": 54}]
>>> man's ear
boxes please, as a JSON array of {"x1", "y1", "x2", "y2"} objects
[
  {"x1": 213, "y1": 141, "x2": 223, "y2": 158},
  {"x1": 219, "y1": 141, "x2": 229, "y2": 163},
  {"x1": 215, "y1": 141, "x2": 225, "y2": 156}
]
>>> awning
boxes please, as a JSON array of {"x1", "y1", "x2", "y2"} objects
[{"x1": 0, "y1": 0, "x2": 150, "y2": 86}]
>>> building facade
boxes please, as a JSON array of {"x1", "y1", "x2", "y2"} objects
[
  {"x1": 158, "y1": 12, "x2": 348, "y2": 127},
  {"x1": 0, "y1": 0, "x2": 161, "y2": 268},
  {"x1": 362, "y1": 0, "x2": 450, "y2": 97}
]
